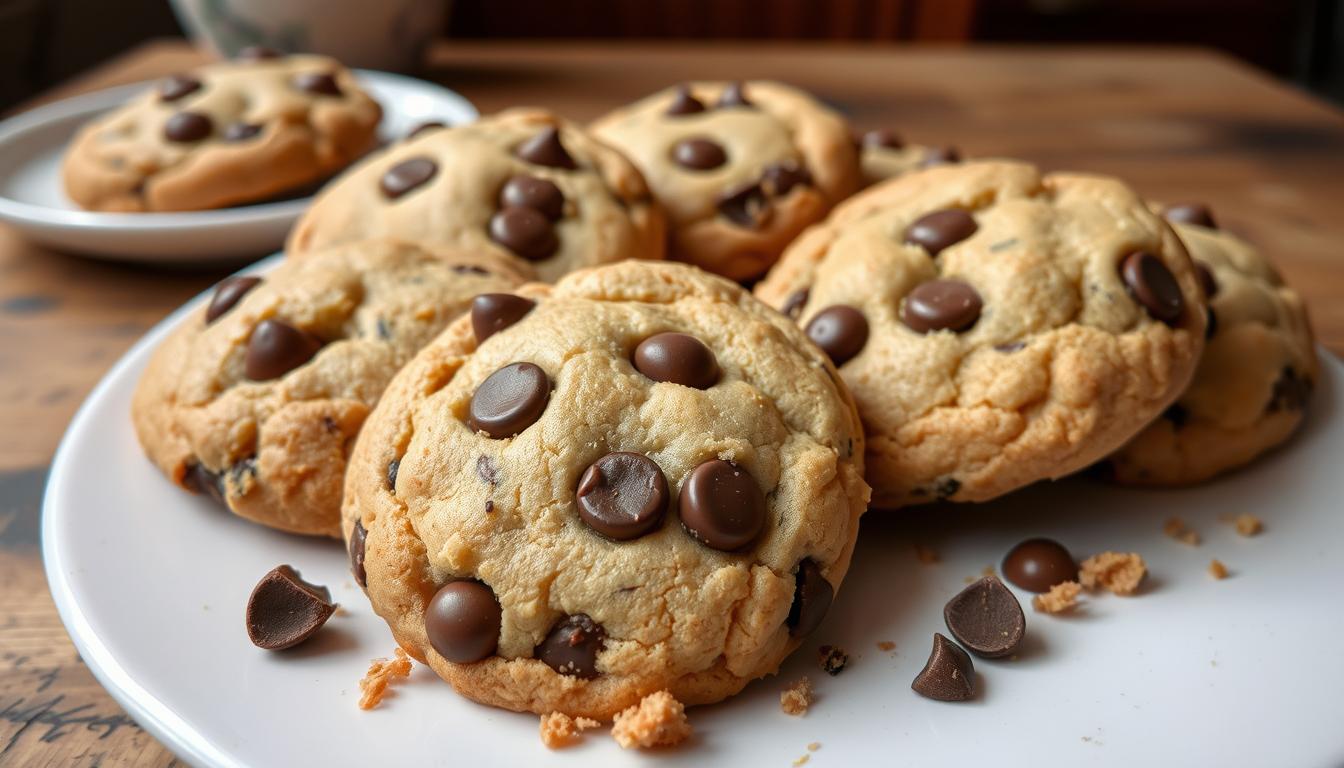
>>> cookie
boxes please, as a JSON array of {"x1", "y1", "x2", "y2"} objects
[
  {"x1": 288, "y1": 109, "x2": 666, "y2": 283},
  {"x1": 1107, "y1": 204, "x2": 1317, "y2": 485},
  {"x1": 591, "y1": 81, "x2": 861, "y2": 281},
  {"x1": 855, "y1": 129, "x2": 963, "y2": 186},
  {"x1": 755, "y1": 160, "x2": 1207, "y2": 508},
  {"x1": 342, "y1": 260, "x2": 868, "y2": 719},
  {"x1": 131, "y1": 239, "x2": 526, "y2": 537},
  {"x1": 63, "y1": 52, "x2": 381, "y2": 212}
]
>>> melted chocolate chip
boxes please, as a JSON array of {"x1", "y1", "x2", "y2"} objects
[
  {"x1": 222, "y1": 122, "x2": 263, "y2": 142},
  {"x1": 576, "y1": 452, "x2": 669, "y2": 540},
  {"x1": 499, "y1": 175, "x2": 564, "y2": 220},
  {"x1": 350, "y1": 519, "x2": 368, "y2": 587},
  {"x1": 489, "y1": 206, "x2": 559, "y2": 260},
  {"x1": 379, "y1": 157, "x2": 438, "y2": 199},
  {"x1": 762, "y1": 161, "x2": 811, "y2": 196},
  {"x1": 1163, "y1": 202, "x2": 1218, "y2": 229},
  {"x1": 943, "y1": 576, "x2": 1025, "y2": 659},
  {"x1": 786, "y1": 559, "x2": 833, "y2": 637},
  {"x1": 164, "y1": 111, "x2": 213, "y2": 143},
  {"x1": 781, "y1": 288, "x2": 810, "y2": 319},
  {"x1": 246, "y1": 565, "x2": 335, "y2": 650},
  {"x1": 293, "y1": 71, "x2": 342, "y2": 96},
  {"x1": 468, "y1": 362, "x2": 551, "y2": 438},
  {"x1": 903, "y1": 209, "x2": 978, "y2": 256},
  {"x1": 244, "y1": 319, "x2": 323, "y2": 381},
  {"x1": 901, "y1": 280, "x2": 983, "y2": 334},
  {"x1": 912, "y1": 633, "x2": 975, "y2": 701},
  {"x1": 471, "y1": 294, "x2": 536, "y2": 344},
  {"x1": 672, "y1": 137, "x2": 727, "y2": 170},
  {"x1": 536, "y1": 614, "x2": 605, "y2": 678},
  {"x1": 805, "y1": 305, "x2": 869, "y2": 366},
  {"x1": 1001, "y1": 538, "x2": 1078, "y2": 593},
  {"x1": 1120, "y1": 251, "x2": 1184, "y2": 325},
  {"x1": 477, "y1": 455, "x2": 500, "y2": 485},
  {"x1": 679, "y1": 459, "x2": 766, "y2": 551},
  {"x1": 515, "y1": 126, "x2": 577, "y2": 169},
  {"x1": 205, "y1": 276, "x2": 262, "y2": 323},
  {"x1": 717, "y1": 81, "x2": 753, "y2": 108},
  {"x1": 1269, "y1": 366, "x2": 1312, "y2": 412},
  {"x1": 717, "y1": 182, "x2": 770, "y2": 228},
  {"x1": 666, "y1": 85, "x2": 706, "y2": 116},
  {"x1": 183, "y1": 463, "x2": 225, "y2": 503},
  {"x1": 424, "y1": 581, "x2": 501, "y2": 663},
  {"x1": 387, "y1": 458, "x2": 400, "y2": 490},
  {"x1": 633, "y1": 332, "x2": 720, "y2": 389},
  {"x1": 158, "y1": 74, "x2": 201, "y2": 102}
]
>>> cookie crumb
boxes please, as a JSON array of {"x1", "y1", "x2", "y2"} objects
[
  {"x1": 913, "y1": 543, "x2": 940, "y2": 564},
  {"x1": 358, "y1": 647, "x2": 412, "y2": 710},
  {"x1": 876, "y1": 640, "x2": 896, "y2": 652},
  {"x1": 1032, "y1": 580, "x2": 1082, "y2": 614},
  {"x1": 818, "y1": 645, "x2": 848, "y2": 675},
  {"x1": 1208, "y1": 559, "x2": 1229, "y2": 580},
  {"x1": 1079, "y1": 552, "x2": 1147, "y2": 595},
  {"x1": 1234, "y1": 514, "x2": 1263, "y2": 537},
  {"x1": 611, "y1": 690, "x2": 691, "y2": 749},
  {"x1": 792, "y1": 755, "x2": 811, "y2": 767},
  {"x1": 780, "y1": 677, "x2": 814, "y2": 716},
  {"x1": 808, "y1": 741, "x2": 820, "y2": 751},
  {"x1": 539, "y1": 712, "x2": 601, "y2": 749},
  {"x1": 1163, "y1": 517, "x2": 1201, "y2": 546}
]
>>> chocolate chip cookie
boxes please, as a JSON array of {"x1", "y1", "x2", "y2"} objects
[
  {"x1": 131, "y1": 239, "x2": 526, "y2": 537},
  {"x1": 342, "y1": 260, "x2": 868, "y2": 718},
  {"x1": 755, "y1": 160, "x2": 1207, "y2": 508},
  {"x1": 591, "y1": 81, "x2": 861, "y2": 281},
  {"x1": 288, "y1": 109, "x2": 666, "y2": 283},
  {"x1": 1107, "y1": 204, "x2": 1318, "y2": 485},
  {"x1": 855, "y1": 129, "x2": 964, "y2": 186},
  {"x1": 63, "y1": 52, "x2": 381, "y2": 212}
]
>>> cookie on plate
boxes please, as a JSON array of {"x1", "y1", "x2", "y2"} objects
[
  {"x1": 131, "y1": 239, "x2": 526, "y2": 537},
  {"x1": 343, "y1": 260, "x2": 868, "y2": 719},
  {"x1": 1107, "y1": 204, "x2": 1318, "y2": 485},
  {"x1": 591, "y1": 81, "x2": 861, "y2": 281},
  {"x1": 755, "y1": 160, "x2": 1207, "y2": 508},
  {"x1": 63, "y1": 50, "x2": 381, "y2": 212},
  {"x1": 288, "y1": 109, "x2": 666, "y2": 283},
  {"x1": 855, "y1": 129, "x2": 963, "y2": 186}
]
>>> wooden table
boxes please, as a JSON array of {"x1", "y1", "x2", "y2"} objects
[{"x1": 3, "y1": 39, "x2": 1342, "y2": 765}]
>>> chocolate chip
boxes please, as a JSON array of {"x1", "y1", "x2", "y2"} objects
[
  {"x1": 1269, "y1": 366, "x2": 1312, "y2": 412},
  {"x1": 1206, "y1": 307, "x2": 1218, "y2": 339},
  {"x1": 164, "y1": 111, "x2": 212, "y2": 143},
  {"x1": 860, "y1": 128, "x2": 904, "y2": 150},
  {"x1": 672, "y1": 137, "x2": 727, "y2": 170},
  {"x1": 236, "y1": 45, "x2": 282, "y2": 61},
  {"x1": 911, "y1": 633, "x2": 975, "y2": 701},
  {"x1": 943, "y1": 576, "x2": 1025, "y2": 659},
  {"x1": 468, "y1": 362, "x2": 550, "y2": 438},
  {"x1": 781, "y1": 288, "x2": 809, "y2": 319},
  {"x1": 158, "y1": 74, "x2": 201, "y2": 102},
  {"x1": 935, "y1": 477, "x2": 961, "y2": 499},
  {"x1": 476, "y1": 455, "x2": 499, "y2": 485},
  {"x1": 633, "y1": 332, "x2": 720, "y2": 389},
  {"x1": 452, "y1": 265, "x2": 490, "y2": 276},
  {"x1": 1195, "y1": 261, "x2": 1219, "y2": 298},
  {"x1": 471, "y1": 294, "x2": 536, "y2": 344},
  {"x1": 387, "y1": 458, "x2": 400, "y2": 490},
  {"x1": 499, "y1": 175, "x2": 564, "y2": 220},
  {"x1": 922, "y1": 146, "x2": 962, "y2": 167},
  {"x1": 762, "y1": 161, "x2": 811, "y2": 196},
  {"x1": 901, "y1": 280, "x2": 982, "y2": 334},
  {"x1": 576, "y1": 452, "x2": 669, "y2": 540},
  {"x1": 350, "y1": 519, "x2": 368, "y2": 587},
  {"x1": 679, "y1": 459, "x2": 766, "y2": 551},
  {"x1": 379, "y1": 157, "x2": 438, "y2": 199},
  {"x1": 183, "y1": 462, "x2": 225, "y2": 503},
  {"x1": 515, "y1": 126, "x2": 577, "y2": 169},
  {"x1": 489, "y1": 206, "x2": 559, "y2": 261},
  {"x1": 424, "y1": 581, "x2": 501, "y2": 663},
  {"x1": 1165, "y1": 402, "x2": 1188, "y2": 428},
  {"x1": 819, "y1": 644, "x2": 849, "y2": 675},
  {"x1": 222, "y1": 122, "x2": 263, "y2": 142},
  {"x1": 786, "y1": 559, "x2": 833, "y2": 637},
  {"x1": 293, "y1": 71, "x2": 342, "y2": 96},
  {"x1": 716, "y1": 182, "x2": 770, "y2": 228},
  {"x1": 1164, "y1": 202, "x2": 1218, "y2": 229},
  {"x1": 246, "y1": 565, "x2": 335, "y2": 650},
  {"x1": 205, "y1": 276, "x2": 262, "y2": 323},
  {"x1": 245, "y1": 319, "x2": 323, "y2": 381},
  {"x1": 665, "y1": 85, "x2": 706, "y2": 116},
  {"x1": 806, "y1": 305, "x2": 869, "y2": 365},
  {"x1": 903, "y1": 209, "x2": 978, "y2": 256},
  {"x1": 536, "y1": 614, "x2": 606, "y2": 678},
  {"x1": 1120, "y1": 251, "x2": 1184, "y2": 325},
  {"x1": 1001, "y1": 538, "x2": 1078, "y2": 593},
  {"x1": 407, "y1": 120, "x2": 446, "y2": 139},
  {"x1": 995, "y1": 341, "x2": 1025, "y2": 353},
  {"x1": 717, "y1": 81, "x2": 753, "y2": 108}
]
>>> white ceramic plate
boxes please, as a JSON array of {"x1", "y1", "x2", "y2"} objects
[
  {"x1": 44, "y1": 262, "x2": 1344, "y2": 767},
  {"x1": 0, "y1": 71, "x2": 475, "y2": 263}
]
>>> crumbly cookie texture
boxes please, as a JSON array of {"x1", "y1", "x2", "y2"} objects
[
  {"x1": 780, "y1": 676, "x2": 814, "y2": 715},
  {"x1": 539, "y1": 712, "x2": 601, "y2": 749},
  {"x1": 1233, "y1": 513, "x2": 1264, "y2": 536},
  {"x1": 1032, "y1": 581, "x2": 1081, "y2": 614},
  {"x1": 592, "y1": 81, "x2": 860, "y2": 281},
  {"x1": 343, "y1": 260, "x2": 868, "y2": 719},
  {"x1": 611, "y1": 690, "x2": 692, "y2": 749},
  {"x1": 358, "y1": 647, "x2": 412, "y2": 710},
  {"x1": 1108, "y1": 216, "x2": 1317, "y2": 485},
  {"x1": 63, "y1": 53, "x2": 380, "y2": 212},
  {"x1": 1079, "y1": 552, "x2": 1146, "y2": 596},
  {"x1": 131, "y1": 239, "x2": 526, "y2": 537},
  {"x1": 288, "y1": 108, "x2": 666, "y2": 282},
  {"x1": 756, "y1": 160, "x2": 1207, "y2": 507}
]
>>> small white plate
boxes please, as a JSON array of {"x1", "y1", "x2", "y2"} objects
[
  {"x1": 43, "y1": 263, "x2": 1344, "y2": 767},
  {"x1": 0, "y1": 71, "x2": 476, "y2": 263}
]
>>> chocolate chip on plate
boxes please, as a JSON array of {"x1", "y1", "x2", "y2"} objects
[
  {"x1": 786, "y1": 559, "x2": 834, "y2": 638},
  {"x1": 1001, "y1": 537, "x2": 1078, "y2": 593},
  {"x1": 901, "y1": 279, "x2": 982, "y2": 334},
  {"x1": 903, "y1": 209, "x2": 978, "y2": 256},
  {"x1": 245, "y1": 319, "x2": 323, "y2": 381},
  {"x1": 222, "y1": 122, "x2": 263, "y2": 142},
  {"x1": 633, "y1": 332, "x2": 720, "y2": 389},
  {"x1": 717, "y1": 81, "x2": 753, "y2": 108},
  {"x1": 424, "y1": 581, "x2": 501, "y2": 663},
  {"x1": 1163, "y1": 202, "x2": 1217, "y2": 230},
  {"x1": 1120, "y1": 251, "x2": 1184, "y2": 325},
  {"x1": 205, "y1": 276, "x2": 262, "y2": 323},
  {"x1": 717, "y1": 182, "x2": 770, "y2": 228},
  {"x1": 666, "y1": 85, "x2": 706, "y2": 116},
  {"x1": 164, "y1": 111, "x2": 213, "y2": 143},
  {"x1": 911, "y1": 633, "x2": 975, "y2": 701},
  {"x1": 679, "y1": 459, "x2": 766, "y2": 551},
  {"x1": 806, "y1": 305, "x2": 869, "y2": 366},
  {"x1": 245, "y1": 565, "x2": 336, "y2": 650},
  {"x1": 672, "y1": 137, "x2": 727, "y2": 170},
  {"x1": 499, "y1": 175, "x2": 565, "y2": 220},
  {"x1": 467, "y1": 362, "x2": 551, "y2": 438},
  {"x1": 471, "y1": 294, "x2": 536, "y2": 344},
  {"x1": 350, "y1": 519, "x2": 368, "y2": 588},
  {"x1": 159, "y1": 74, "x2": 202, "y2": 102},
  {"x1": 379, "y1": 157, "x2": 438, "y2": 199},
  {"x1": 515, "y1": 126, "x2": 577, "y2": 169},
  {"x1": 576, "y1": 452, "x2": 669, "y2": 540},
  {"x1": 536, "y1": 614, "x2": 606, "y2": 678},
  {"x1": 293, "y1": 71, "x2": 342, "y2": 96},
  {"x1": 489, "y1": 207, "x2": 559, "y2": 261},
  {"x1": 943, "y1": 575, "x2": 1025, "y2": 659}
]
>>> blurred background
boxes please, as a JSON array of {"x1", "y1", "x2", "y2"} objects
[{"x1": 1, "y1": 0, "x2": 1340, "y2": 112}]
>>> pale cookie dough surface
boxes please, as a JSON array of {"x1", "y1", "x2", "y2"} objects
[
  {"x1": 288, "y1": 109, "x2": 666, "y2": 282},
  {"x1": 63, "y1": 53, "x2": 380, "y2": 212},
  {"x1": 591, "y1": 81, "x2": 860, "y2": 281},
  {"x1": 1109, "y1": 217, "x2": 1317, "y2": 485},
  {"x1": 131, "y1": 240, "x2": 526, "y2": 537},
  {"x1": 343, "y1": 261, "x2": 869, "y2": 719},
  {"x1": 756, "y1": 160, "x2": 1207, "y2": 508}
]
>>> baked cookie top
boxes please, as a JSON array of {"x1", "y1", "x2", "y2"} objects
[
  {"x1": 131, "y1": 239, "x2": 526, "y2": 537},
  {"x1": 855, "y1": 129, "x2": 964, "y2": 186},
  {"x1": 591, "y1": 81, "x2": 861, "y2": 281},
  {"x1": 1108, "y1": 204, "x2": 1318, "y2": 485},
  {"x1": 343, "y1": 260, "x2": 868, "y2": 719},
  {"x1": 63, "y1": 51, "x2": 381, "y2": 212},
  {"x1": 288, "y1": 108, "x2": 666, "y2": 283},
  {"x1": 755, "y1": 160, "x2": 1207, "y2": 508}
]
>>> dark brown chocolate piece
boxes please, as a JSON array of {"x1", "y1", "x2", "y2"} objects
[
  {"x1": 943, "y1": 576, "x2": 1025, "y2": 659},
  {"x1": 245, "y1": 565, "x2": 336, "y2": 650},
  {"x1": 911, "y1": 633, "x2": 975, "y2": 701},
  {"x1": 1001, "y1": 537, "x2": 1078, "y2": 593}
]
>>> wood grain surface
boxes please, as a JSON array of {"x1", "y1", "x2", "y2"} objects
[{"x1": 2, "y1": 39, "x2": 1342, "y2": 765}]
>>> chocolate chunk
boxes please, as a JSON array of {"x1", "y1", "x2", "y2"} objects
[
  {"x1": 1001, "y1": 537, "x2": 1078, "y2": 593},
  {"x1": 407, "y1": 120, "x2": 446, "y2": 139},
  {"x1": 515, "y1": 126, "x2": 577, "y2": 170},
  {"x1": 903, "y1": 209, "x2": 978, "y2": 256},
  {"x1": 471, "y1": 294, "x2": 536, "y2": 344},
  {"x1": 350, "y1": 519, "x2": 368, "y2": 587},
  {"x1": 805, "y1": 305, "x2": 869, "y2": 366},
  {"x1": 244, "y1": 319, "x2": 323, "y2": 381},
  {"x1": 717, "y1": 81, "x2": 753, "y2": 108},
  {"x1": 911, "y1": 633, "x2": 975, "y2": 701},
  {"x1": 1120, "y1": 251, "x2": 1184, "y2": 325},
  {"x1": 935, "y1": 477, "x2": 961, "y2": 499},
  {"x1": 921, "y1": 146, "x2": 962, "y2": 167},
  {"x1": 1163, "y1": 202, "x2": 1218, "y2": 229},
  {"x1": 781, "y1": 288, "x2": 809, "y2": 319},
  {"x1": 164, "y1": 111, "x2": 212, "y2": 143},
  {"x1": 158, "y1": 74, "x2": 201, "y2": 102},
  {"x1": 672, "y1": 137, "x2": 727, "y2": 170},
  {"x1": 716, "y1": 182, "x2": 770, "y2": 228},
  {"x1": 236, "y1": 45, "x2": 282, "y2": 61},
  {"x1": 245, "y1": 565, "x2": 336, "y2": 650},
  {"x1": 183, "y1": 462, "x2": 225, "y2": 503},
  {"x1": 387, "y1": 457, "x2": 400, "y2": 489},
  {"x1": 576, "y1": 452, "x2": 669, "y2": 540},
  {"x1": 818, "y1": 644, "x2": 849, "y2": 675},
  {"x1": 205, "y1": 276, "x2": 262, "y2": 323},
  {"x1": 762, "y1": 161, "x2": 811, "y2": 196},
  {"x1": 222, "y1": 122, "x2": 263, "y2": 142},
  {"x1": 901, "y1": 280, "x2": 982, "y2": 334},
  {"x1": 1195, "y1": 261, "x2": 1219, "y2": 298},
  {"x1": 633, "y1": 332, "x2": 720, "y2": 389},
  {"x1": 665, "y1": 85, "x2": 706, "y2": 116},
  {"x1": 859, "y1": 128, "x2": 904, "y2": 150},
  {"x1": 489, "y1": 206, "x2": 559, "y2": 260},
  {"x1": 679, "y1": 459, "x2": 766, "y2": 551},
  {"x1": 293, "y1": 71, "x2": 342, "y2": 96},
  {"x1": 1269, "y1": 366, "x2": 1312, "y2": 412},
  {"x1": 468, "y1": 362, "x2": 550, "y2": 438},
  {"x1": 499, "y1": 175, "x2": 564, "y2": 220},
  {"x1": 424, "y1": 581, "x2": 501, "y2": 663},
  {"x1": 943, "y1": 576, "x2": 1025, "y2": 659},
  {"x1": 786, "y1": 559, "x2": 833, "y2": 637},
  {"x1": 536, "y1": 614, "x2": 606, "y2": 678},
  {"x1": 379, "y1": 157, "x2": 438, "y2": 199}
]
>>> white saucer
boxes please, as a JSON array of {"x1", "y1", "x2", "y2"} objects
[
  {"x1": 0, "y1": 71, "x2": 476, "y2": 263},
  {"x1": 42, "y1": 262, "x2": 1344, "y2": 766}
]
